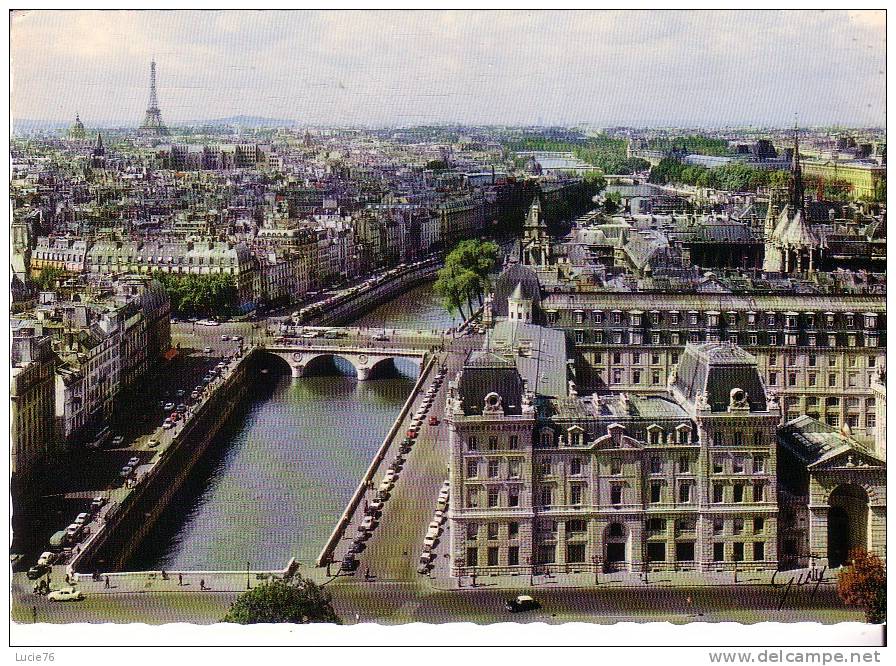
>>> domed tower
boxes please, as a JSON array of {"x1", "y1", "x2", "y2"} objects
[{"x1": 69, "y1": 113, "x2": 86, "y2": 140}]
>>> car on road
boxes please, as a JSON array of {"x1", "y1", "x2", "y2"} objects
[
  {"x1": 65, "y1": 524, "x2": 83, "y2": 540},
  {"x1": 221, "y1": 334, "x2": 230, "y2": 341},
  {"x1": 111, "y1": 435, "x2": 125, "y2": 447},
  {"x1": 366, "y1": 499, "x2": 384, "y2": 514},
  {"x1": 128, "y1": 456, "x2": 141, "y2": 467},
  {"x1": 203, "y1": 347, "x2": 213, "y2": 353},
  {"x1": 373, "y1": 333, "x2": 389, "y2": 341},
  {"x1": 190, "y1": 391, "x2": 200, "y2": 400},
  {"x1": 176, "y1": 404, "x2": 187, "y2": 413},
  {"x1": 377, "y1": 480, "x2": 393, "y2": 494},
  {"x1": 505, "y1": 595, "x2": 540, "y2": 613},
  {"x1": 164, "y1": 402, "x2": 175, "y2": 412},
  {"x1": 162, "y1": 419, "x2": 174, "y2": 430},
  {"x1": 147, "y1": 438, "x2": 160, "y2": 448},
  {"x1": 37, "y1": 551, "x2": 57, "y2": 566},
  {"x1": 360, "y1": 515, "x2": 377, "y2": 532},
  {"x1": 341, "y1": 555, "x2": 359, "y2": 572},
  {"x1": 429, "y1": 415, "x2": 440, "y2": 426},
  {"x1": 422, "y1": 535, "x2": 438, "y2": 551},
  {"x1": 74, "y1": 513, "x2": 90, "y2": 526},
  {"x1": 348, "y1": 541, "x2": 366, "y2": 554},
  {"x1": 176, "y1": 389, "x2": 186, "y2": 398},
  {"x1": 406, "y1": 429, "x2": 418, "y2": 439},
  {"x1": 119, "y1": 465, "x2": 134, "y2": 479},
  {"x1": 27, "y1": 564, "x2": 50, "y2": 580},
  {"x1": 47, "y1": 587, "x2": 85, "y2": 602},
  {"x1": 428, "y1": 521, "x2": 442, "y2": 533},
  {"x1": 90, "y1": 496, "x2": 107, "y2": 512}
]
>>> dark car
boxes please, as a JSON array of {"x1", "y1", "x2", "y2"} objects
[
  {"x1": 348, "y1": 541, "x2": 366, "y2": 554},
  {"x1": 341, "y1": 555, "x2": 359, "y2": 572},
  {"x1": 27, "y1": 564, "x2": 50, "y2": 580},
  {"x1": 505, "y1": 595, "x2": 540, "y2": 613}
]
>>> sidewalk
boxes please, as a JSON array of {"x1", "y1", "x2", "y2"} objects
[{"x1": 425, "y1": 566, "x2": 837, "y2": 592}]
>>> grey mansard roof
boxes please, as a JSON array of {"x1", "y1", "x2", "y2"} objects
[
  {"x1": 672, "y1": 342, "x2": 767, "y2": 412},
  {"x1": 457, "y1": 350, "x2": 524, "y2": 416}
]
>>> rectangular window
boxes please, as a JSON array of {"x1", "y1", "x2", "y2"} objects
[
  {"x1": 570, "y1": 457, "x2": 582, "y2": 475},
  {"x1": 713, "y1": 458, "x2": 724, "y2": 474},
  {"x1": 467, "y1": 489, "x2": 479, "y2": 508},
  {"x1": 753, "y1": 542, "x2": 765, "y2": 561},
  {"x1": 713, "y1": 517, "x2": 724, "y2": 534},
  {"x1": 733, "y1": 457, "x2": 744, "y2": 474},
  {"x1": 567, "y1": 543, "x2": 586, "y2": 564},
  {"x1": 487, "y1": 522, "x2": 499, "y2": 539},
  {"x1": 467, "y1": 436, "x2": 478, "y2": 451},
  {"x1": 713, "y1": 484, "x2": 724, "y2": 503},
  {"x1": 509, "y1": 522, "x2": 519, "y2": 538},
  {"x1": 466, "y1": 459, "x2": 478, "y2": 478},
  {"x1": 633, "y1": 370, "x2": 641, "y2": 384},
  {"x1": 646, "y1": 542, "x2": 666, "y2": 563},
  {"x1": 487, "y1": 488, "x2": 499, "y2": 508},
  {"x1": 713, "y1": 542, "x2": 725, "y2": 562},
  {"x1": 567, "y1": 519, "x2": 586, "y2": 533},
  {"x1": 678, "y1": 456, "x2": 690, "y2": 473},
  {"x1": 610, "y1": 485, "x2": 622, "y2": 505},
  {"x1": 754, "y1": 517, "x2": 765, "y2": 534},
  {"x1": 488, "y1": 436, "x2": 499, "y2": 451},
  {"x1": 467, "y1": 523, "x2": 479, "y2": 540},
  {"x1": 487, "y1": 546, "x2": 499, "y2": 567},
  {"x1": 650, "y1": 457, "x2": 662, "y2": 474},
  {"x1": 541, "y1": 458, "x2": 552, "y2": 477},
  {"x1": 540, "y1": 486, "x2": 553, "y2": 507},
  {"x1": 679, "y1": 484, "x2": 691, "y2": 503},
  {"x1": 466, "y1": 547, "x2": 478, "y2": 567},
  {"x1": 509, "y1": 435, "x2": 519, "y2": 450},
  {"x1": 487, "y1": 460, "x2": 499, "y2": 478},
  {"x1": 675, "y1": 542, "x2": 695, "y2": 562},
  {"x1": 508, "y1": 486, "x2": 519, "y2": 507},
  {"x1": 537, "y1": 544, "x2": 556, "y2": 565},
  {"x1": 650, "y1": 482, "x2": 662, "y2": 503},
  {"x1": 753, "y1": 483, "x2": 764, "y2": 502},
  {"x1": 508, "y1": 458, "x2": 521, "y2": 479},
  {"x1": 508, "y1": 546, "x2": 519, "y2": 566},
  {"x1": 733, "y1": 485, "x2": 744, "y2": 503},
  {"x1": 733, "y1": 517, "x2": 744, "y2": 534},
  {"x1": 753, "y1": 455, "x2": 764, "y2": 473},
  {"x1": 768, "y1": 372, "x2": 778, "y2": 386}
]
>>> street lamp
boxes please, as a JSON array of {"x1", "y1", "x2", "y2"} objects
[
  {"x1": 591, "y1": 554, "x2": 600, "y2": 586},
  {"x1": 246, "y1": 561, "x2": 251, "y2": 590}
]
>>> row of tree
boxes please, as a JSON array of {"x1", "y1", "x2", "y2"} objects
[
  {"x1": 152, "y1": 271, "x2": 239, "y2": 318},
  {"x1": 505, "y1": 134, "x2": 650, "y2": 175},
  {"x1": 648, "y1": 157, "x2": 792, "y2": 192},
  {"x1": 434, "y1": 239, "x2": 500, "y2": 321},
  {"x1": 647, "y1": 135, "x2": 731, "y2": 156}
]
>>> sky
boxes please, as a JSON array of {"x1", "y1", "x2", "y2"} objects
[{"x1": 10, "y1": 9, "x2": 887, "y2": 128}]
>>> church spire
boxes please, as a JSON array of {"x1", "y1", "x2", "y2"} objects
[{"x1": 789, "y1": 123, "x2": 805, "y2": 211}]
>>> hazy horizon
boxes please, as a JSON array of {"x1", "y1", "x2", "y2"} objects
[{"x1": 11, "y1": 10, "x2": 886, "y2": 128}]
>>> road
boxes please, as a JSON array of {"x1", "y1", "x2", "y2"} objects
[{"x1": 11, "y1": 574, "x2": 861, "y2": 626}]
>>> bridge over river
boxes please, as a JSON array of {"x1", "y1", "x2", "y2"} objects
[{"x1": 258, "y1": 326, "x2": 448, "y2": 380}]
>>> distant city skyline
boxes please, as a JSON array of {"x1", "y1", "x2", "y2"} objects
[{"x1": 10, "y1": 10, "x2": 886, "y2": 128}]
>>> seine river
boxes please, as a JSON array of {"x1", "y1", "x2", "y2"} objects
[{"x1": 127, "y1": 281, "x2": 459, "y2": 571}]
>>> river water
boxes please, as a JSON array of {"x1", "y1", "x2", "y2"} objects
[{"x1": 127, "y1": 281, "x2": 459, "y2": 571}]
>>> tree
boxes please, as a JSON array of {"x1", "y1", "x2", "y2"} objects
[
  {"x1": 603, "y1": 191, "x2": 622, "y2": 214},
  {"x1": 33, "y1": 267, "x2": 65, "y2": 291},
  {"x1": 222, "y1": 575, "x2": 340, "y2": 625},
  {"x1": 435, "y1": 239, "x2": 501, "y2": 319},
  {"x1": 837, "y1": 548, "x2": 886, "y2": 624}
]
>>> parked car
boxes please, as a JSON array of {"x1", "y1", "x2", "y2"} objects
[
  {"x1": 423, "y1": 535, "x2": 438, "y2": 551},
  {"x1": 65, "y1": 524, "x2": 82, "y2": 540},
  {"x1": 341, "y1": 555, "x2": 359, "y2": 572},
  {"x1": 90, "y1": 496, "x2": 107, "y2": 512},
  {"x1": 147, "y1": 438, "x2": 160, "y2": 448},
  {"x1": 406, "y1": 429, "x2": 418, "y2": 439},
  {"x1": 128, "y1": 456, "x2": 140, "y2": 467},
  {"x1": 27, "y1": 564, "x2": 50, "y2": 580},
  {"x1": 176, "y1": 404, "x2": 187, "y2": 413},
  {"x1": 162, "y1": 419, "x2": 174, "y2": 430},
  {"x1": 37, "y1": 551, "x2": 57, "y2": 566},
  {"x1": 429, "y1": 415, "x2": 440, "y2": 426},
  {"x1": 377, "y1": 480, "x2": 392, "y2": 494},
  {"x1": 163, "y1": 402, "x2": 175, "y2": 412},
  {"x1": 360, "y1": 515, "x2": 377, "y2": 532},
  {"x1": 175, "y1": 389, "x2": 186, "y2": 398},
  {"x1": 233, "y1": 336, "x2": 243, "y2": 342},
  {"x1": 47, "y1": 587, "x2": 85, "y2": 602},
  {"x1": 111, "y1": 435, "x2": 125, "y2": 448},
  {"x1": 366, "y1": 499, "x2": 384, "y2": 514},
  {"x1": 221, "y1": 334, "x2": 230, "y2": 341},
  {"x1": 505, "y1": 595, "x2": 540, "y2": 613},
  {"x1": 74, "y1": 513, "x2": 90, "y2": 526}
]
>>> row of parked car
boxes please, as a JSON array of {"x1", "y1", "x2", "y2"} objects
[
  {"x1": 28, "y1": 496, "x2": 109, "y2": 579},
  {"x1": 418, "y1": 479, "x2": 450, "y2": 574},
  {"x1": 341, "y1": 365, "x2": 449, "y2": 573}
]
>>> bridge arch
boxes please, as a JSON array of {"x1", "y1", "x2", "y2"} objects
[{"x1": 299, "y1": 353, "x2": 360, "y2": 379}]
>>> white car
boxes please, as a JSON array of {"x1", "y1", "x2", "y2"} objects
[
  {"x1": 378, "y1": 480, "x2": 393, "y2": 494},
  {"x1": 428, "y1": 520, "x2": 442, "y2": 532},
  {"x1": 37, "y1": 551, "x2": 57, "y2": 566},
  {"x1": 360, "y1": 516, "x2": 377, "y2": 532},
  {"x1": 47, "y1": 587, "x2": 84, "y2": 602},
  {"x1": 423, "y1": 535, "x2": 438, "y2": 551},
  {"x1": 147, "y1": 438, "x2": 160, "y2": 448},
  {"x1": 74, "y1": 512, "x2": 90, "y2": 525}
]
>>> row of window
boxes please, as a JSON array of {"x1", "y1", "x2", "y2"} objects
[
  {"x1": 574, "y1": 329, "x2": 879, "y2": 348},
  {"x1": 463, "y1": 541, "x2": 768, "y2": 567},
  {"x1": 466, "y1": 434, "x2": 519, "y2": 451},
  {"x1": 767, "y1": 353, "x2": 879, "y2": 369},
  {"x1": 767, "y1": 370, "x2": 876, "y2": 388},
  {"x1": 559, "y1": 309, "x2": 879, "y2": 331}
]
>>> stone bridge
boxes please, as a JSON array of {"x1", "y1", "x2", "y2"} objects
[{"x1": 258, "y1": 327, "x2": 445, "y2": 380}]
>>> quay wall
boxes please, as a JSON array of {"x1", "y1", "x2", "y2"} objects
[
  {"x1": 308, "y1": 262, "x2": 440, "y2": 328},
  {"x1": 70, "y1": 353, "x2": 254, "y2": 574}
]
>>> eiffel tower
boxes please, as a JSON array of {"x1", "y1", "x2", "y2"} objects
[{"x1": 139, "y1": 59, "x2": 169, "y2": 136}]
